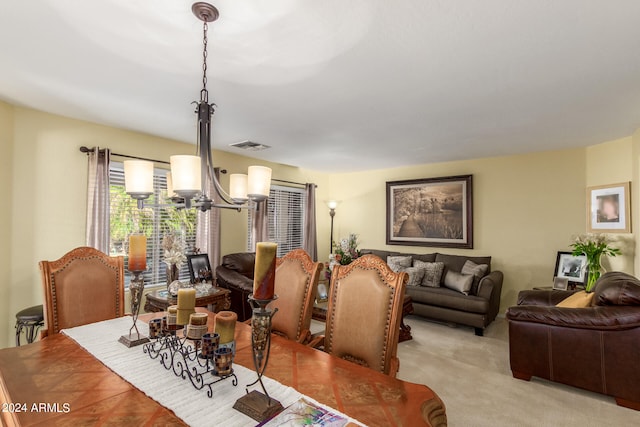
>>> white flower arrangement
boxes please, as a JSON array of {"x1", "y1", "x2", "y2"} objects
[{"x1": 162, "y1": 233, "x2": 186, "y2": 268}]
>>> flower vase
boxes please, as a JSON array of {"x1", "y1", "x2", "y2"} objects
[
  {"x1": 166, "y1": 264, "x2": 179, "y2": 289},
  {"x1": 585, "y1": 257, "x2": 603, "y2": 293}
]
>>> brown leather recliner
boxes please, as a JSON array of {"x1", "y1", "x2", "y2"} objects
[
  {"x1": 507, "y1": 272, "x2": 640, "y2": 410},
  {"x1": 215, "y1": 253, "x2": 255, "y2": 322}
]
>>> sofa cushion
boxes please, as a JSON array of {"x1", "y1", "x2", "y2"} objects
[
  {"x1": 407, "y1": 286, "x2": 490, "y2": 314},
  {"x1": 221, "y1": 253, "x2": 256, "y2": 279},
  {"x1": 400, "y1": 266, "x2": 425, "y2": 287},
  {"x1": 594, "y1": 272, "x2": 640, "y2": 306},
  {"x1": 435, "y1": 253, "x2": 492, "y2": 273},
  {"x1": 461, "y1": 260, "x2": 489, "y2": 295},
  {"x1": 387, "y1": 255, "x2": 412, "y2": 269},
  {"x1": 556, "y1": 291, "x2": 595, "y2": 308},
  {"x1": 444, "y1": 271, "x2": 474, "y2": 295},
  {"x1": 361, "y1": 250, "x2": 436, "y2": 264},
  {"x1": 413, "y1": 260, "x2": 444, "y2": 288}
]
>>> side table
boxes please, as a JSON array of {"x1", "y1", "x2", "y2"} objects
[
  {"x1": 399, "y1": 295, "x2": 414, "y2": 342},
  {"x1": 144, "y1": 287, "x2": 231, "y2": 313}
]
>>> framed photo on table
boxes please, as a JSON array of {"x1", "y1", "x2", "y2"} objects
[
  {"x1": 386, "y1": 175, "x2": 473, "y2": 249},
  {"x1": 587, "y1": 182, "x2": 631, "y2": 233},
  {"x1": 187, "y1": 254, "x2": 213, "y2": 284},
  {"x1": 554, "y1": 251, "x2": 587, "y2": 288}
]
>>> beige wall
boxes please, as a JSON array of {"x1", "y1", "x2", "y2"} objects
[
  {"x1": 0, "y1": 101, "x2": 14, "y2": 348},
  {"x1": 328, "y1": 149, "x2": 588, "y2": 313},
  {"x1": 2, "y1": 106, "x2": 330, "y2": 348},
  {"x1": 585, "y1": 137, "x2": 635, "y2": 273},
  {"x1": 2, "y1": 101, "x2": 638, "y2": 346}
]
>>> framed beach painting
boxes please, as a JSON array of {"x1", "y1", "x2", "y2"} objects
[
  {"x1": 386, "y1": 175, "x2": 473, "y2": 249},
  {"x1": 587, "y1": 182, "x2": 631, "y2": 233}
]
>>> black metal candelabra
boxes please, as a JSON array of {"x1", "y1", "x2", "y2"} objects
[
  {"x1": 143, "y1": 326, "x2": 237, "y2": 397},
  {"x1": 233, "y1": 294, "x2": 284, "y2": 422}
]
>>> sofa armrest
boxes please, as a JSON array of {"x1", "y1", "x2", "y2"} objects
[
  {"x1": 215, "y1": 266, "x2": 253, "y2": 292},
  {"x1": 517, "y1": 289, "x2": 577, "y2": 306},
  {"x1": 477, "y1": 271, "x2": 503, "y2": 322},
  {"x1": 506, "y1": 305, "x2": 640, "y2": 330}
]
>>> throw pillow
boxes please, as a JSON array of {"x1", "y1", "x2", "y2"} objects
[
  {"x1": 387, "y1": 256, "x2": 412, "y2": 268},
  {"x1": 413, "y1": 260, "x2": 445, "y2": 287},
  {"x1": 399, "y1": 266, "x2": 425, "y2": 287},
  {"x1": 556, "y1": 291, "x2": 595, "y2": 308},
  {"x1": 443, "y1": 271, "x2": 474, "y2": 295},
  {"x1": 461, "y1": 260, "x2": 489, "y2": 295}
]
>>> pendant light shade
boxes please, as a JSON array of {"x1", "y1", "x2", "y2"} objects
[
  {"x1": 170, "y1": 155, "x2": 201, "y2": 197},
  {"x1": 229, "y1": 174, "x2": 248, "y2": 202},
  {"x1": 247, "y1": 166, "x2": 272, "y2": 201},
  {"x1": 124, "y1": 160, "x2": 154, "y2": 195}
]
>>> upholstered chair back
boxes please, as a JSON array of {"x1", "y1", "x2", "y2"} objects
[
  {"x1": 270, "y1": 249, "x2": 322, "y2": 343},
  {"x1": 325, "y1": 255, "x2": 408, "y2": 376},
  {"x1": 39, "y1": 247, "x2": 125, "y2": 336}
]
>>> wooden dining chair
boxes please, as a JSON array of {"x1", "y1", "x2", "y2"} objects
[
  {"x1": 310, "y1": 254, "x2": 408, "y2": 377},
  {"x1": 39, "y1": 246, "x2": 125, "y2": 338},
  {"x1": 269, "y1": 249, "x2": 322, "y2": 344}
]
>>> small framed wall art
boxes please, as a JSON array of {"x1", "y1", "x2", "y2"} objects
[{"x1": 587, "y1": 182, "x2": 631, "y2": 233}]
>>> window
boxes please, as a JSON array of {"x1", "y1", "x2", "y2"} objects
[
  {"x1": 248, "y1": 185, "x2": 306, "y2": 257},
  {"x1": 109, "y1": 162, "x2": 197, "y2": 287}
]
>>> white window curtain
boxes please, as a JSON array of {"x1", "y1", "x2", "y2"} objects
[
  {"x1": 303, "y1": 183, "x2": 318, "y2": 261},
  {"x1": 196, "y1": 168, "x2": 222, "y2": 271},
  {"x1": 86, "y1": 147, "x2": 111, "y2": 253}
]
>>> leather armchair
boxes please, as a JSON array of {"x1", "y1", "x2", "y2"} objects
[
  {"x1": 507, "y1": 272, "x2": 640, "y2": 410},
  {"x1": 39, "y1": 247, "x2": 125, "y2": 338},
  {"x1": 311, "y1": 255, "x2": 408, "y2": 377},
  {"x1": 215, "y1": 253, "x2": 255, "y2": 322}
]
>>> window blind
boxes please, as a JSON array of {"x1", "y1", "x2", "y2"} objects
[
  {"x1": 248, "y1": 185, "x2": 306, "y2": 257},
  {"x1": 109, "y1": 163, "x2": 197, "y2": 288}
]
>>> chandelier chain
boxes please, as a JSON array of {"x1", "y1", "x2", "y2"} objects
[{"x1": 201, "y1": 21, "x2": 208, "y2": 102}]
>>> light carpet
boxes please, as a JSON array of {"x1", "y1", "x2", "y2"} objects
[{"x1": 395, "y1": 316, "x2": 639, "y2": 427}]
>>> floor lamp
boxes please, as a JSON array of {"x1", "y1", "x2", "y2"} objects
[{"x1": 327, "y1": 201, "x2": 338, "y2": 254}]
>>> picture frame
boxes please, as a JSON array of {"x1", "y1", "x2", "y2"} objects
[
  {"x1": 587, "y1": 182, "x2": 631, "y2": 233},
  {"x1": 316, "y1": 283, "x2": 329, "y2": 303},
  {"x1": 552, "y1": 277, "x2": 569, "y2": 291},
  {"x1": 187, "y1": 254, "x2": 213, "y2": 284},
  {"x1": 386, "y1": 175, "x2": 473, "y2": 249},
  {"x1": 554, "y1": 251, "x2": 588, "y2": 288}
]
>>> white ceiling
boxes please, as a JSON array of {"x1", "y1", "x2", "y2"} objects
[{"x1": 2, "y1": 0, "x2": 640, "y2": 172}]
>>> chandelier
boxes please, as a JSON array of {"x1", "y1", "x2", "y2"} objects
[{"x1": 123, "y1": 2, "x2": 272, "y2": 211}]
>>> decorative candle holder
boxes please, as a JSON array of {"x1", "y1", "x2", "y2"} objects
[
  {"x1": 119, "y1": 270, "x2": 151, "y2": 347},
  {"x1": 233, "y1": 294, "x2": 284, "y2": 422}
]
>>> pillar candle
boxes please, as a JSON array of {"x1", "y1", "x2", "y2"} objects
[
  {"x1": 215, "y1": 311, "x2": 237, "y2": 344},
  {"x1": 177, "y1": 288, "x2": 196, "y2": 309},
  {"x1": 177, "y1": 308, "x2": 195, "y2": 326},
  {"x1": 128, "y1": 234, "x2": 147, "y2": 271},
  {"x1": 190, "y1": 312, "x2": 208, "y2": 326},
  {"x1": 167, "y1": 305, "x2": 178, "y2": 314},
  {"x1": 253, "y1": 242, "x2": 277, "y2": 300}
]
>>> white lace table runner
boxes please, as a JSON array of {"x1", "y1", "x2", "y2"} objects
[{"x1": 62, "y1": 317, "x2": 363, "y2": 427}]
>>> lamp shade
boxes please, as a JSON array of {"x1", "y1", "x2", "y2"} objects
[
  {"x1": 124, "y1": 160, "x2": 154, "y2": 195},
  {"x1": 327, "y1": 200, "x2": 338, "y2": 210},
  {"x1": 247, "y1": 166, "x2": 272, "y2": 201},
  {"x1": 170, "y1": 155, "x2": 201, "y2": 197},
  {"x1": 229, "y1": 174, "x2": 248, "y2": 202}
]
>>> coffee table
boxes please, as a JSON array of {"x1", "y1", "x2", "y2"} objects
[{"x1": 144, "y1": 286, "x2": 231, "y2": 313}]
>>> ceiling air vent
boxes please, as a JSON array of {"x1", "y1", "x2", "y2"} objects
[{"x1": 229, "y1": 140, "x2": 271, "y2": 151}]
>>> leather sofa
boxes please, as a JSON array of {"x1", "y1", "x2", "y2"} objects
[
  {"x1": 215, "y1": 253, "x2": 256, "y2": 322},
  {"x1": 362, "y1": 249, "x2": 503, "y2": 336},
  {"x1": 507, "y1": 272, "x2": 640, "y2": 410}
]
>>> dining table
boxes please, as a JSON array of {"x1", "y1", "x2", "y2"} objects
[{"x1": 0, "y1": 309, "x2": 447, "y2": 427}]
